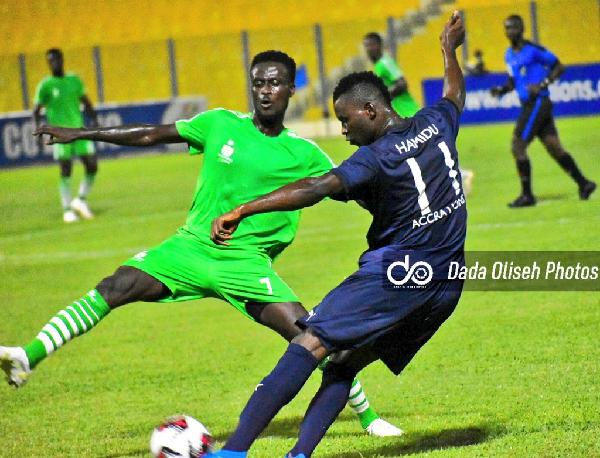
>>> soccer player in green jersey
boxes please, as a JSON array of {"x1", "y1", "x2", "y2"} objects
[
  {"x1": 363, "y1": 32, "x2": 420, "y2": 117},
  {"x1": 1, "y1": 51, "x2": 401, "y2": 437},
  {"x1": 33, "y1": 48, "x2": 98, "y2": 223}
]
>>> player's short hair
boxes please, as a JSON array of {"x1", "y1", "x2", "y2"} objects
[
  {"x1": 251, "y1": 50, "x2": 296, "y2": 84},
  {"x1": 505, "y1": 14, "x2": 524, "y2": 26},
  {"x1": 333, "y1": 71, "x2": 391, "y2": 106},
  {"x1": 363, "y1": 32, "x2": 383, "y2": 45},
  {"x1": 46, "y1": 48, "x2": 63, "y2": 58}
]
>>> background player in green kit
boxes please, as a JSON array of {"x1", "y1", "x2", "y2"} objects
[
  {"x1": 33, "y1": 48, "x2": 98, "y2": 223},
  {"x1": 1, "y1": 51, "x2": 401, "y2": 436},
  {"x1": 363, "y1": 32, "x2": 420, "y2": 117}
]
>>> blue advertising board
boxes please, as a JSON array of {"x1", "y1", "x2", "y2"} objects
[{"x1": 422, "y1": 63, "x2": 600, "y2": 124}]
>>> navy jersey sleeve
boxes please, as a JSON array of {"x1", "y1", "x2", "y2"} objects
[
  {"x1": 330, "y1": 146, "x2": 379, "y2": 202},
  {"x1": 417, "y1": 98, "x2": 461, "y2": 139}
]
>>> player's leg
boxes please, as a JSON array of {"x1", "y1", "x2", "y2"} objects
[
  {"x1": 287, "y1": 346, "x2": 380, "y2": 457},
  {"x1": 71, "y1": 142, "x2": 97, "y2": 219},
  {"x1": 539, "y1": 133, "x2": 596, "y2": 200},
  {"x1": 508, "y1": 134, "x2": 536, "y2": 207},
  {"x1": 58, "y1": 157, "x2": 78, "y2": 222},
  {"x1": 509, "y1": 100, "x2": 539, "y2": 208},
  {"x1": 212, "y1": 329, "x2": 328, "y2": 458},
  {"x1": 246, "y1": 300, "x2": 401, "y2": 436},
  {"x1": 286, "y1": 280, "x2": 462, "y2": 457},
  {"x1": 0, "y1": 266, "x2": 169, "y2": 387}
]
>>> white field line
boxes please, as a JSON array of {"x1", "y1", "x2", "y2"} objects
[{"x1": 0, "y1": 216, "x2": 598, "y2": 266}]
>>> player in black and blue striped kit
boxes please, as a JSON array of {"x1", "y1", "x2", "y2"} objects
[
  {"x1": 207, "y1": 11, "x2": 467, "y2": 458},
  {"x1": 491, "y1": 14, "x2": 596, "y2": 207}
]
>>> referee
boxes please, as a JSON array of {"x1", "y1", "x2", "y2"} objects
[{"x1": 491, "y1": 14, "x2": 595, "y2": 208}]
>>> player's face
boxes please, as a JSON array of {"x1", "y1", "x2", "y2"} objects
[
  {"x1": 504, "y1": 19, "x2": 523, "y2": 42},
  {"x1": 47, "y1": 52, "x2": 64, "y2": 75},
  {"x1": 363, "y1": 38, "x2": 382, "y2": 62},
  {"x1": 250, "y1": 62, "x2": 295, "y2": 120},
  {"x1": 334, "y1": 96, "x2": 377, "y2": 146}
]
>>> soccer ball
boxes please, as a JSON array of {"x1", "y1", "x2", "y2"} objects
[{"x1": 150, "y1": 415, "x2": 214, "y2": 458}]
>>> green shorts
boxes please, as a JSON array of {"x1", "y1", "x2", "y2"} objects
[
  {"x1": 53, "y1": 140, "x2": 95, "y2": 161},
  {"x1": 122, "y1": 230, "x2": 299, "y2": 319}
]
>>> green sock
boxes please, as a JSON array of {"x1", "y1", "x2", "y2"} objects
[
  {"x1": 59, "y1": 176, "x2": 72, "y2": 210},
  {"x1": 78, "y1": 173, "x2": 96, "y2": 199},
  {"x1": 24, "y1": 289, "x2": 110, "y2": 369},
  {"x1": 348, "y1": 378, "x2": 380, "y2": 429},
  {"x1": 318, "y1": 358, "x2": 380, "y2": 429}
]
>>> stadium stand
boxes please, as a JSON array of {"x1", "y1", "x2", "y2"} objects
[{"x1": 0, "y1": 0, "x2": 598, "y2": 115}]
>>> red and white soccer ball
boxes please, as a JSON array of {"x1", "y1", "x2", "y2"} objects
[{"x1": 150, "y1": 415, "x2": 214, "y2": 458}]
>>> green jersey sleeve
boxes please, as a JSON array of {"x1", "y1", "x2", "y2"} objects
[
  {"x1": 75, "y1": 75, "x2": 85, "y2": 98},
  {"x1": 34, "y1": 79, "x2": 49, "y2": 105},
  {"x1": 374, "y1": 55, "x2": 403, "y2": 87},
  {"x1": 175, "y1": 109, "x2": 220, "y2": 155},
  {"x1": 306, "y1": 142, "x2": 336, "y2": 177}
]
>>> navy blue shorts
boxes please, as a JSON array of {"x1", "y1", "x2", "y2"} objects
[
  {"x1": 297, "y1": 262, "x2": 463, "y2": 375},
  {"x1": 515, "y1": 96, "x2": 557, "y2": 143}
]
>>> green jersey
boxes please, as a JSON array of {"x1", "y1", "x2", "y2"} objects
[
  {"x1": 373, "y1": 54, "x2": 420, "y2": 117},
  {"x1": 34, "y1": 73, "x2": 86, "y2": 127},
  {"x1": 175, "y1": 108, "x2": 334, "y2": 259}
]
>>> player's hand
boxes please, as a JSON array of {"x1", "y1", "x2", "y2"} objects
[
  {"x1": 440, "y1": 10, "x2": 465, "y2": 52},
  {"x1": 33, "y1": 125, "x2": 81, "y2": 144},
  {"x1": 490, "y1": 86, "x2": 503, "y2": 97},
  {"x1": 211, "y1": 208, "x2": 243, "y2": 246},
  {"x1": 527, "y1": 83, "x2": 542, "y2": 97}
]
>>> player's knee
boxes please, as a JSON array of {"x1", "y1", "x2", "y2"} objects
[
  {"x1": 95, "y1": 268, "x2": 139, "y2": 309},
  {"x1": 86, "y1": 163, "x2": 98, "y2": 175},
  {"x1": 59, "y1": 161, "x2": 72, "y2": 177},
  {"x1": 511, "y1": 138, "x2": 527, "y2": 160},
  {"x1": 322, "y1": 360, "x2": 359, "y2": 384},
  {"x1": 84, "y1": 157, "x2": 98, "y2": 175},
  {"x1": 292, "y1": 328, "x2": 329, "y2": 360}
]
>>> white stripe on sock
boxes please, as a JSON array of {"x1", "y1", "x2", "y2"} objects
[
  {"x1": 349, "y1": 383, "x2": 362, "y2": 398},
  {"x1": 42, "y1": 324, "x2": 63, "y2": 348},
  {"x1": 74, "y1": 301, "x2": 94, "y2": 327},
  {"x1": 59, "y1": 310, "x2": 79, "y2": 336},
  {"x1": 348, "y1": 392, "x2": 367, "y2": 408},
  {"x1": 354, "y1": 401, "x2": 370, "y2": 414},
  {"x1": 81, "y1": 297, "x2": 99, "y2": 322},
  {"x1": 37, "y1": 332, "x2": 55, "y2": 354},
  {"x1": 67, "y1": 305, "x2": 88, "y2": 332},
  {"x1": 50, "y1": 317, "x2": 71, "y2": 341}
]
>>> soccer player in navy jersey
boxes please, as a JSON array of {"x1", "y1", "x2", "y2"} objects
[
  {"x1": 207, "y1": 11, "x2": 466, "y2": 458},
  {"x1": 491, "y1": 14, "x2": 595, "y2": 208}
]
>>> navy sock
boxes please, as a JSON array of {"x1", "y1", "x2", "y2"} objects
[
  {"x1": 224, "y1": 343, "x2": 319, "y2": 452},
  {"x1": 556, "y1": 153, "x2": 587, "y2": 187},
  {"x1": 516, "y1": 158, "x2": 533, "y2": 196},
  {"x1": 289, "y1": 363, "x2": 357, "y2": 457}
]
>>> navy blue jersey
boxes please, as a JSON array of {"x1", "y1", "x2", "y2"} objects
[
  {"x1": 505, "y1": 41, "x2": 558, "y2": 102},
  {"x1": 331, "y1": 98, "x2": 467, "y2": 261}
]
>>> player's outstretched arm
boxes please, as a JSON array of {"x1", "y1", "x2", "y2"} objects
[
  {"x1": 440, "y1": 11, "x2": 466, "y2": 111},
  {"x1": 211, "y1": 172, "x2": 344, "y2": 245},
  {"x1": 33, "y1": 124, "x2": 183, "y2": 146}
]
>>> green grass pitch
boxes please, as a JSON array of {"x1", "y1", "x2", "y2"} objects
[{"x1": 0, "y1": 116, "x2": 599, "y2": 457}]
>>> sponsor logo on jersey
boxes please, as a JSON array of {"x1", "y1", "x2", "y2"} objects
[
  {"x1": 219, "y1": 140, "x2": 235, "y2": 164},
  {"x1": 133, "y1": 250, "x2": 148, "y2": 261},
  {"x1": 52, "y1": 88, "x2": 60, "y2": 98},
  {"x1": 395, "y1": 124, "x2": 439, "y2": 154}
]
